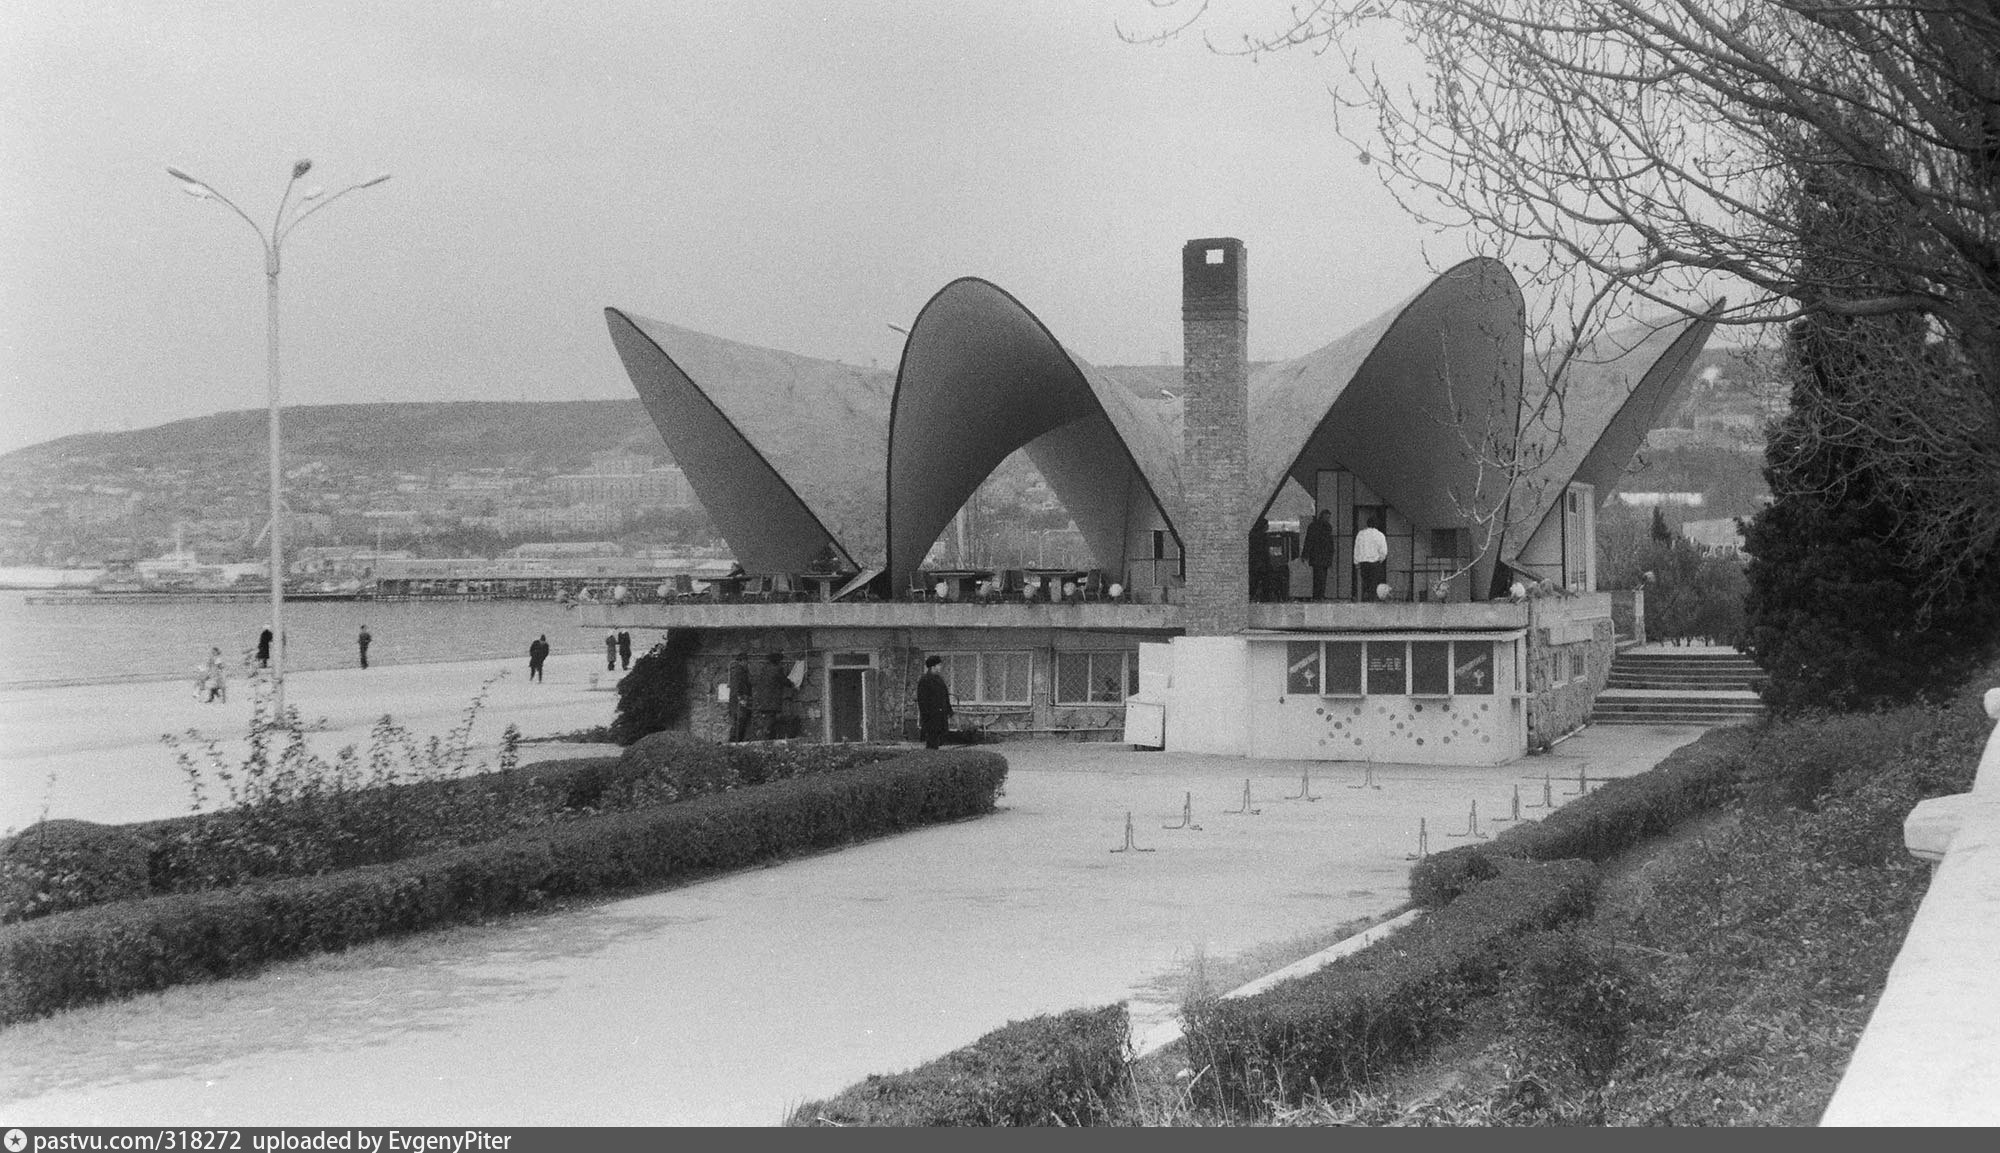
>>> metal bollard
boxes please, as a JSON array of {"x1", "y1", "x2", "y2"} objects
[
  {"x1": 1162, "y1": 791, "x2": 1203, "y2": 831},
  {"x1": 1225, "y1": 778, "x2": 1262, "y2": 816},
  {"x1": 1110, "y1": 811, "x2": 1156, "y2": 853},
  {"x1": 1286, "y1": 766, "x2": 1320, "y2": 802}
]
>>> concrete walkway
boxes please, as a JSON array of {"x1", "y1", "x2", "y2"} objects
[
  {"x1": 0, "y1": 653, "x2": 620, "y2": 832},
  {"x1": 0, "y1": 666, "x2": 1708, "y2": 1126}
]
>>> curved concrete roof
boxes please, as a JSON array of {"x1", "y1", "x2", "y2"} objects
[
  {"x1": 1249, "y1": 257, "x2": 1526, "y2": 531},
  {"x1": 885, "y1": 278, "x2": 1182, "y2": 587},
  {"x1": 605, "y1": 309, "x2": 891, "y2": 572},
  {"x1": 1508, "y1": 305, "x2": 1724, "y2": 556}
]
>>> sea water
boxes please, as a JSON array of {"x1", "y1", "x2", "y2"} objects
[{"x1": 0, "y1": 591, "x2": 629, "y2": 689}]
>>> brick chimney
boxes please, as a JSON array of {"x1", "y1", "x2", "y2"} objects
[{"x1": 1180, "y1": 238, "x2": 1249, "y2": 636}]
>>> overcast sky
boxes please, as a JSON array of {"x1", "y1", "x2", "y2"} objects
[{"x1": 0, "y1": 0, "x2": 1460, "y2": 456}]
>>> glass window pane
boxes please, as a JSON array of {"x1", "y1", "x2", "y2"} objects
[
  {"x1": 1324, "y1": 641, "x2": 1363, "y2": 695},
  {"x1": 1411, "y1": 641, "x2": 1450, "y2": 695},
  {"x1": 986, "y1": 651, "x2": 1031, "y2": 704},
  {"x1": 1089, "y1": 653, "x2": 1126, "y2": 702},
  {"x1": 1286, "y1": 641, "x2": 1322, "y2": 695},
  {"x1": 1453, "y1": 642, "x2": 1494, "y2": 694},
  {"x1": 941, "y1": 653, "x2": 976, "y2": 701},
  {"x1": 1056, "y1": 652, "x2": 1090, "y2": 704},
  {"x1": 1365, "y1": 641, "x2": 1408, "y2": 695}
]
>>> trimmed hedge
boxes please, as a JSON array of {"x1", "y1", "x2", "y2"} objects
[
  {"x1": 1409, "y1": 726, "x2": 1752, "y2": 907},
  {"x1": 0, "y1": 820, "x2": 152, "y2": 924},
  {"x1": 0, "y1": 750, "x2": 1006, "y2": 1026},
  {"x1": 1182, "y1": 858, "x2": 1599, "y2": 1113},
  {"x1": 786, "y1": 1003, "x2": 1130, "y2": 1126}
]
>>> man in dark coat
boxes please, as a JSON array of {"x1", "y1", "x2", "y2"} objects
[
  {"x1": 1303, "y1": 508, "x2": 1337, "y2": 600},
  {"x1": 617, "y1": 630, "x2": 632, "y2": 670},
  {"x1": 357, "y1": 624, "x2": 372, "y2": 669},
  {"x1": 916, "y1": 655, "x2": 953, "y2": 749},
  {"x1": 257, "y1": 628, "x2": 273, "y2": 668},
  {"x1": 528, "y1": 635, "x2": 550, "y2": 682},
  {"x1": 605, "y1": 630, "x2": 618, "y2": 672},
  {"x1": 727, "y1": 652, "x2": 754, "y2": 742},
  {"x1": 750, "y1": 651, "x2": 791, "y2": 741},
  {"x1": 1248, "y1": 518, "x2": 1271, "y2": 603}
]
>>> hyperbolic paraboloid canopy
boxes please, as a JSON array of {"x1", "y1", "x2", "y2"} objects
[{"x1": 607, "y1": 261, "x2": 1717, "y2": 595}]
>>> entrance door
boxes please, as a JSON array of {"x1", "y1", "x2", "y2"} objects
[
  {"x1": 830, "y1": 670, "x2": 866, "y2": 741},
  {"x1": 827, "y1": 650, "x2": 876, "y2": 742}
]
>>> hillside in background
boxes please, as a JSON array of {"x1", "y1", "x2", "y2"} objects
[{"x1": 0, "y1": 401, "x2": 671, "y2": 478}]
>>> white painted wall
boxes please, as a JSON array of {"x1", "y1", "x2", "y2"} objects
[
  {"x1": 1161, "y1": 635, "x2": 1249, "y2": 755},
  {"x1": 1244, "y1": 636, "x2": 1527, "y2": 766}
]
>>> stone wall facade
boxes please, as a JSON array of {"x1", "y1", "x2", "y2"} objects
[{"x1": 1524, "y1": 612, "x2": 1616, "y2": 749}]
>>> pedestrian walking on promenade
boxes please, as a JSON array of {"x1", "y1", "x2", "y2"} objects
[
  {"x1": 197, "y1": 646, "x2": 228, "y2": 703},
  {"x1": 727, "y1": 652, "x2": 754, "y2": 742},
  {"x1": 605, "y1": 630, "x2": 618, "y2": 672},
  {"x1": 916, "y1": 655, "x2": 953, "y2": 750},
  {"x1": 358, "y1": 624, "x2": 373, "y2": 669},
  {"x1": 528, "y1": 634, "x2": 550, "y2": 682},
  {"x1": 617, "y1": 630, "x2": 632, "y2": 670},
  {"x1": 256, "y1": 628, "x2": 273, "y2": 668}
]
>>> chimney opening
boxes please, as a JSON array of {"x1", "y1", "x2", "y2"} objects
[{"x1": 1205, "y1": 248, "x2": 1226, "y2": 264}]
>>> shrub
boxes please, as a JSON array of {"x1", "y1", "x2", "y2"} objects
[
  {"x1": 1407, "y1": 846, "x2": 1498, "y2": 909},
  {"x1": 0, "y1": 821, "x2": 152, "y2": 924},
  {"x1": 787, "y1": 1003, "x2": 1130, "y2": 1126},
  {"x1": 0, "y1": 749, "x2": 1008, "y2": 1025},
  {"x1": 615, "y1": 731, "x2": 735, "y2": 803},
  {"x1": 1501, "y1": 929, "x2": 1654, "y2": 1098},
  {"x1": 610, "y1": 632, "x2": 701, "y2": 745},
  {"x1": 1415, "y1": 726, "x2": 1751, "y2": 893},
  {"x1": 1182, "y1": 858, "x2": 1598, "y2": 1115}
]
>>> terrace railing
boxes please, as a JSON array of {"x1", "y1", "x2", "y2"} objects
[{"x1": 1820, "y1": 686, "x2": 2000, "y2": 1125}]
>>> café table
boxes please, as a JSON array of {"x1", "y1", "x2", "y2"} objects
[
  {"x1": 1023, "y1": 567, "x2": 1085, "y2": 602},
  {"x1": 927, "y1": 568, "x2": 995, "y2": 601},
  {"x1": 797, "y1": 571, "x2": 854, "y2": 602}
]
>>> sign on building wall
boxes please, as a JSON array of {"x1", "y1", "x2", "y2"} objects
[
  {"x1": 1455, "y1": 644, "x2": 1494, "y2": 694},
  {"x1": 1286, "y1": 641, "x2": 1321, "y2": 694}
]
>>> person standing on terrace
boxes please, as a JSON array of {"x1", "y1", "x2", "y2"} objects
[
  {"x1": 1304, "y1": 508, "x2": 1336, "y2": 600},
  {"x1": 1354, "y1": 513, "x2": 1389, "y2": 603}
]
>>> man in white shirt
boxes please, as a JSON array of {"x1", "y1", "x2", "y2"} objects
[{"x1": 1354, "y1": 513, "x2": 1389, "y2": 602}]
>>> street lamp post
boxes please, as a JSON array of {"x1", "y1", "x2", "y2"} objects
[{"x1": 168, "y1": 160, "x2": 390, "y2": 722}]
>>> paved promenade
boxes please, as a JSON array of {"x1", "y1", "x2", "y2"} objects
[
  {"x1": 0, "y1": 663, "x2": 1706, "y2": 1126},
  {"x1": 0, "y1": 654, "x2": 618, "y2": 832}
]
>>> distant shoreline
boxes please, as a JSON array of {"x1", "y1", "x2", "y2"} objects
[{"x1": 0, "y1": 651, "x2": 602, "y2": 694}]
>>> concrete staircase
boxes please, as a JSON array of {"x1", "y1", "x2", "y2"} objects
[{"x1": 1592, "y1": 648, "x2": 1767, "y2": 726}]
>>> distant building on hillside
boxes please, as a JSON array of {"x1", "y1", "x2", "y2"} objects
[
  {"x1": 1615, "y1": 492, "x2": 1705, "y2": 508},
  {"x1": 1680, "y1": 517, "x2": 1746, "y2": 554}
]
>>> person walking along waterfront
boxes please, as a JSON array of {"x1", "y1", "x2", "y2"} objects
[
  {"x1": 358, "y1": 624, "x2": 373, "y2": 669},
  {"x1": 197, "y1": 646, "x2": 227, "y2": 703},
  {"x1": 256, "y1": 627, "x2": 273, "y2": 669},
  {"x1": 617, "y1": 630, "x2": 632, "y2": 670},
  {"x1": 605, "y1": 630, "x2": 618, "y2": 673},
  {"x1": 528, "y1": 634, "x2": 549, "y2": 682},
  {"x1": 916, "y1": 655, "x2": 952, "y2": 749}
]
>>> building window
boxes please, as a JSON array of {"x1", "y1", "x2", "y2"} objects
[
  {"x1": 1411, "y1": 640, "x2": 1451, "y2": 696},
  {"x1": 1056, "y1": 651, "x2": 1136, "y2": 704},
  {"x1": 1365, "y1": 641, "x2": 1409, "y2": 695},
  {"x1": 1569, "y1": 646, "x2": 1587, "y2": 684},
  {"x1": 1324, "y1": 641, "x2": 1364, "y2": 695},
  {"x1": 938, "y1": 651, "x2": 1033, "y2": 705},
  {"x1": 1294, "y1": 639, "x2": 1497, "y2": 697},
  {"x1": 1454, "y1": 641, "x2": 1495, "y2": 694}
]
